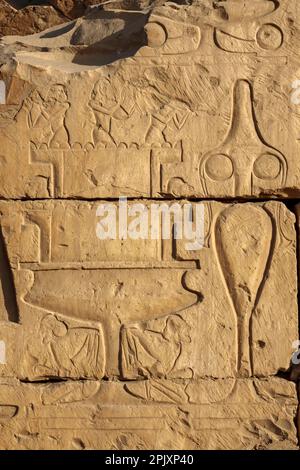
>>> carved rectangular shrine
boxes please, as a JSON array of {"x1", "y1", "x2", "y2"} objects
[{"x1": 0, "y1": 0, "x2": 299, "y2": 451}]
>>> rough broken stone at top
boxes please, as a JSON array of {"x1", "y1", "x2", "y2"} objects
[{"x1": 0, "y1": 0, "x2": 67, "y2": 37}]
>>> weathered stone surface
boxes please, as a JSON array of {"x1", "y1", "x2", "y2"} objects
[
  {"x1": 0, "y1": 1, "x2": 66, "y2": 37},
  {"x1": 0, "y1": 377, "x2": 297, "y2": 450},
  {"x1": 0, "y1": 199, "x2": 298, "y2": 449},
  {"x1": 49, "y1": 0, "x2": 87, "y2": 18},
  {"x1": 291, "y1": 204, "x2": 300, "y2": 385},
  {"x1": 1, "y1": 2, "x2": 300, "y2": 197},
  {"x1": 0, "y1": 200, "x2": 297, "y2": 379},
  {"x1": 50, "y1": 0, "x2": 97, "y2": 19},
  {"x1": 0, "y1": 0, "x2": 299, "y2": 451}
]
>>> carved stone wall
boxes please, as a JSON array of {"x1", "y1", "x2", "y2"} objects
[
  {"x1": 0, "y1": 0, "x2": 67, "y2": 37},
  {"x1": 0, "y1": 0, "x2": 299, "y2": 450}
]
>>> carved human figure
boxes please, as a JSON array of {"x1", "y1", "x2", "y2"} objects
[
  {"x1": 121, "y1": 314, "x2": 192, "y2": 380},
  {"x1": 89, "y1": 78, "x2": 125, "y2": 148},
  {"x1": 88, "y1": 73, "x2": 192, "y2": 149},
  {"x1": 146, "y1": 101, "x2": 190, "y2": 148},
  {"x1": 26, "y1": 89, "x2": 52, "y2": 148},
  {"x1": 124, "y1": 72, "x2": 192, "y2": 148},
  {"x1": 26, "y1": 85, "x2": 70, "y2": 149},
  {"x1": 25, "y1": 314, "x2": 103, "y2": 379},
  {"x1": 43, "y1": 85, "x2": 70, "y2": 149}
]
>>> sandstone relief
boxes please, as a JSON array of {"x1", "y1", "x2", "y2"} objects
[{"x1": 0, "y1": 0, "x2": 299, "y2": 451}]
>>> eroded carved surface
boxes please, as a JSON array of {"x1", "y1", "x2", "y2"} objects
[
  {"x1": 0, "y1": 2, "x2": 299, "y2": 196},
  {"x1": 0, "y1": 377, "x2": 297, "y2": 450},
  {"x1": 0, "y1": 200, "x2": 298, "y2": 448},
  {"x1": 0, "y1": 0, "x2": 299, "y2": 450}
]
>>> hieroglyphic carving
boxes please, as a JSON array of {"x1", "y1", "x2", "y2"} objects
[
  {"x1": 214, "y1": 204, "x2": 273, "y2": 379},
  {"x1": 154, "y1": 79, "x2": 288, "y2": 198},
  {"x1": 0, "y1": 0, "x2": 299, "y2": 450},
  {"x1": 1, "y1": 25, "x2": 300, "y2": 199},
  {"x1": 41, "y1": 380, "x2": 100, "y2": 405},
  {"x1": 25, "y1": 85, "x2": 70, "y2": 150},
  {"x1": 0, "y1": 376, "x2": 296, "y2": 449},
  {"x1": 22, "y1": 313, "x2": 105, "y2": 380},
  {"x1": 213, "y1": 0, "x2": 284, "y2": 54},
  {"x1": 140, "y1": 13, "x2": 201, "y2": 56},
  {"x1": 121, "y1": 314, "x2": 193, "y2": 380},
  {"x1": 124, "y1": 378, "x2": 189, "y2": 404},
  {"x1": 0, "y1": 198, "x2": 298, "y2": 447},
  {"x1": 89, "y1": 78, "x2": 124, "y2": 149},
  {"x1": 0, "y1": 199, "x2": 295, "y2": 382},
  {"x1": 200, "y1": 80, "x2": 287, "y2": 197}
]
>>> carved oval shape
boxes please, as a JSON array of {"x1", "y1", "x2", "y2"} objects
[
  {"x1": 205, "y1": 154, "x2": 233, "y2": 181},
  {"x1": 256, "y1": 23, "x2": 283, "y2": 50},
  {"x1": 145, "y1": 22, "x2": 167, "y2": 48},
  {"x1": 253, "y1": 153, "x2": 281, "y2": 180}
]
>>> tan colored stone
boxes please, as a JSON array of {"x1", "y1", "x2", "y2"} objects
[
  {"x1": 0, "y1": 377, "x2": 297, "y2": 449},
  {"x1": 0, "y1": 200, "x2": 297, "y2": 381},
  {"x1": 0, "y1": 0, "x2": 299, "y2": 451},
  {"x1": 291, "y1": 204, "x2": 300, "y2": 384},
  {"x1": 0, "y1": 3, "x2": 300, "y2": 196}
]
